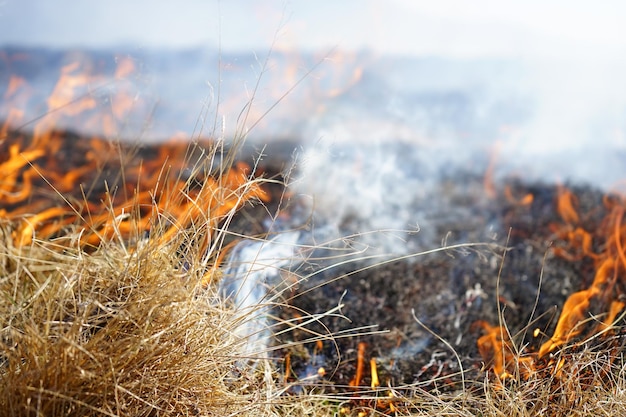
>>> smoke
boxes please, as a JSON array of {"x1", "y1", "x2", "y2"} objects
[
  {"x1": 219, "y1": 231, "x2": 301, "y2": 361},
  {"x1": 4, "y1": 45, "x2": 625, "y2": 248},
  {"x1": 497, "y1": 55, "x2": 626, "y2": 189},
  {"x1": 8, "y1": 46, "x2": 625, "y2": 256},
  {"x1": 256, "y1": 44, "x2": 626, "y2": 260}
]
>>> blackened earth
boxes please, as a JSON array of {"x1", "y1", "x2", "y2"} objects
[
  {"x1": 17, "y1": 129, "x2": 610, "y2": 395},
  {"x1": 234, "y1": 147, "x2": 617, "y2": 395}
]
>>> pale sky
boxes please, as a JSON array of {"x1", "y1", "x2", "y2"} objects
[{"x1": 0, "y1": 0, "x2": 625, "y2": 60}]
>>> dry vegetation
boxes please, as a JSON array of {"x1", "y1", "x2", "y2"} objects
[
  {"x1": 0, "y1": 158, "x2": 295, "y2": 416},
  {"x1": 2, "y1": 48, "x2": 626, "y2": 417},
  {"x1": 2, "y1": 139, "x2": 626, "y2": 417}
]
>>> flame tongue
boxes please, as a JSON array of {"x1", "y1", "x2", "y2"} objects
[
  {"x1": 1, "y1": 55, "x2": 268, "y2": 250},
  {"x1": 539, "y1": 203, "x2": 626, "y2": 357},
  {"x1": 477, "y1": 184, "x2": 626, "y2": 381}
]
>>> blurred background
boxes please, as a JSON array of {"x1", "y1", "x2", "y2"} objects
[
  {"x1": 2, "y1": 0, "x2": 624, "y2": 57},
  {"x1": 1, "y1": 0, "x2": 626, "y2": 190}
]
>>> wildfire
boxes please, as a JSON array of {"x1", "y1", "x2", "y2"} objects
[
  {"x1": 7, "y1": 48, "x2": 626, "y2": 414},
  {"x1": 0, "y1": 53, "x2": 268, "y2": 253},
  {"x1": 477, "y1": 180, "x2": 626, "y2": 383}
]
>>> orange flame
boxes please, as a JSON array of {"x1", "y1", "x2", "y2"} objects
[
  {"x1": 349, "y1": 341, "x2": 367, "y2": 387},
  {"x1": 1, "y1": 54, "x2": 268, "y2": 253},
  {"x1": 474, "y1": 321, "x2": 533, "y2": 380},
  {"x1": 477, "y1": 184, "x2": 626, "y2": 381},
  {"x1": 556, "y1": 186, "x2": 580, "y2": 224},
  {"x1": 539, "y1": 203, "x2": 626, "y2": 357}
]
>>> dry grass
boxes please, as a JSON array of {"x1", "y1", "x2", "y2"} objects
[
  {"x1": 0, "y1": 220, "x2": 274, "y2": 416},
  {"x1": 2, "y1": 46, "x2": 626, "y2": 417},
  {"x1": 3, "y1": 181, "x2": 626, "y2": 416}
]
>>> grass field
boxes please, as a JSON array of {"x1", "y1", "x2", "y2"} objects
[{"x1": 2, "y1": 48, "x2": 626, "y2": 417}]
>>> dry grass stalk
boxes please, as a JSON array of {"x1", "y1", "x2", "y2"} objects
[{"x1": 0, "y1": 218, "x2": 273, "y2": 416}]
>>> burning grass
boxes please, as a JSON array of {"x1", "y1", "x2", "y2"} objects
[
  {"x1": 474, "y1": 186, "x2": 626, "y2": 384},
  {"x1": 0, "y1": 131, "x2": 337, "y2": 416},
  {"x1": 3, "y1": 48, "x2": 626, "y2": 417}
]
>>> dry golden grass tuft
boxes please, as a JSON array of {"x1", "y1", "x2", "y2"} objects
[{"x1": 0, "y1": 223, "x2": 270, "y2": 416}]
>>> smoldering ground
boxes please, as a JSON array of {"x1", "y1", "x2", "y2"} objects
[
  {"x1": 230, "y1": 141, "x2": 616, "y2": 394},
  {"x1": 3, "y1": 6, "x2": 626, "y2": 413}
]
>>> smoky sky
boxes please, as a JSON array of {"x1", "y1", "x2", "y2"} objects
[
  {"x1": 0, "y1": 0, "x2": 624, "y2": 59},
  {"x1": 2, "y1": 0, "x2": 626, "y2": 190}
]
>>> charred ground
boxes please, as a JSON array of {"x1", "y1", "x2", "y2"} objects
[
  {"x1": 240, "y1": 151, "x2": 618, "y2": 394},
  {"x1": 2, "y1": 124, "x2": 625, "y2": 414}
]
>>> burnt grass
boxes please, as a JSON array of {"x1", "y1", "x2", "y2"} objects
[
  {"x1": 3, "y1": 126, "x2": 619, "y2": 399},
  {"x1": 236, "y1": 151, "x2": 617, "y2": 395}
]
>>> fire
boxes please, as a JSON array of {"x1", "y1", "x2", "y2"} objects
[
  {"x1": 556, "y1": 186, "x2": 580, "y2": 225},
  {"x1": 0, "y1": 54, "x2": 268, "y2": 252},
  {"x1": 474, "y1": 320, "x2": 532, "y2": 380},
  {"x1": 477, "y1": 182, "x2": 626, "y2": 382},
  {"x1": 539, "y1": 200, "x2": 626, "y2": 357},
  {"x1": 349, "y1": 341, "x2": 367, "y2": 387}
]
